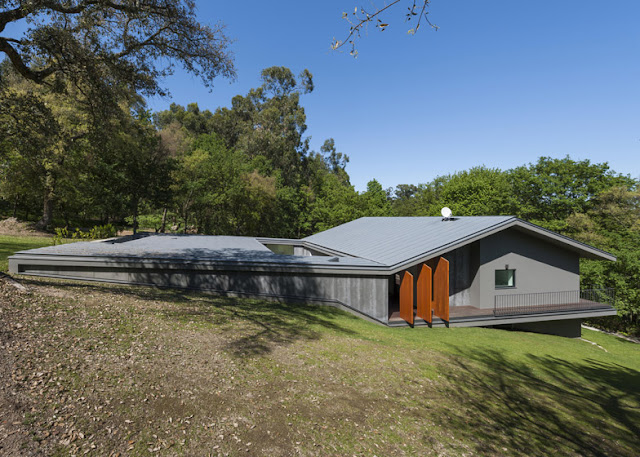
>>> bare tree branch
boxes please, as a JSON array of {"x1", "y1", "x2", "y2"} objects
[{"x1": 332, "y1": 0, "x2": 438, "y2": 56}]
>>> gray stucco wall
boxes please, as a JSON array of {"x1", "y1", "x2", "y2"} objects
[
  {"x1": 444, "y1": 243, "x2": 478, "y2": 307},
  {"x1": 473, "y1": 228, "x2": 580, "y2": 309},
  {"x1": 13, "y1": 260, "x2": 389, "y2": 322},
  {"x1": 398, "y1": 227, "x2": 580, "y2": 312}
]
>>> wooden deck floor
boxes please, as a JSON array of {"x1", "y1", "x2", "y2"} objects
[
  {"x1": 388, "y1": 301, "x2": 612, "y2": 324},
  {"x1": 388, "y1": 305, "x2": 493, "y2": 323}
]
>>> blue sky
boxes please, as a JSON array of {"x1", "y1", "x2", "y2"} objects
[{"x1": 6, "y1": 1, "x2": 640, "y2": 191}]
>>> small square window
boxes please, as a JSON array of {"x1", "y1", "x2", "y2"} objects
[{"x1": 495, "y1": 269, "x2": 515, "y2": 288}]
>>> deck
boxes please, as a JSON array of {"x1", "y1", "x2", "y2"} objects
[{"x1": 388, "y1": 297, "x2": 616, "y2": 327}]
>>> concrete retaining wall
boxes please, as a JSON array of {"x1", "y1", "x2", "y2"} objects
[{"x1": 12, "y1": 260, "x2": 389, "y2": 322}]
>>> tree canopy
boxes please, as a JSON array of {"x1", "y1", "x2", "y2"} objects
[{"x1": 0, "y1": 0, "x2": 235, "y2": 101}]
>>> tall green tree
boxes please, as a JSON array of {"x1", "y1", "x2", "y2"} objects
[
  {"x1": 507, "y1": 156, "x2": 635, "y2": 226},
  {"x1": 0, "y1": 63, "x2": 93, "y2": 228},
  {"x1": 0, "y1": 88, "x2": 59, "y2": 220},
  {"x1": 360, "y1": 179, "x2": 392, "y2": 217},
  {"x1": 565, "y1": 187, "x2": 640, "y2": 334},
  {"x1": 209, "y1": 66, "x2": 314, "y2": 184},
  {"x1": 154, "y1": 103, "x2": 215, "y2": 136},
  {"x1": 436, "y1": 166, "x2": 513, "y2": 216},
  {"x1": 0, "y1": 0, "x2": 234, "y2": 103},
  {"x1": 390, "y1": 167, "x2": 512, "y2": 217}
]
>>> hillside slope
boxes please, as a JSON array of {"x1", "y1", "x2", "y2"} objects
[{"x1": 1, "y1": 277, "x2": 638, "y2": 456}]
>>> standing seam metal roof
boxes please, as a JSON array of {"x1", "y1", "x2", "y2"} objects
[
  {"x1": 12, "y1": 217, "x2": 615, "y2": 275},
  {"x1": 303, "y1": 216, "x2": 516, "y2": 266},
  {"x1": 13, "y1": 234, "x2": 384, "y2": 269}
]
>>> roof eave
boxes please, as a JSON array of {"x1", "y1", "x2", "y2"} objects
[{"x1": 510, "y1": 219, "x2": 616, "y2": 262}]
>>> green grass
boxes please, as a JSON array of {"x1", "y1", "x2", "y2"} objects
[
  {"x1": 136, "y1": 283, "x2": 640, "y2": 456},
  {"x1": 0, "y1": 234, "x2": 53, "y2": 272}
]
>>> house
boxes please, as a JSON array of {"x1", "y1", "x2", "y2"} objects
[{"x1": 8, "y1": 216, "x2": 617, "y2": 337}]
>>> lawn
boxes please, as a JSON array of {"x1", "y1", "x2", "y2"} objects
[
  {"x1": 1, "y1": 234, "x2": 639, "y2": 456},
  {"x1": 0, "y1": 234, "x2": 54, "y2": 272}
]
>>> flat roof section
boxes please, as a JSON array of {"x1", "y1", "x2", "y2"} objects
[{"x1": 12, "y1": 234, "x2": 384, "y2": 271}]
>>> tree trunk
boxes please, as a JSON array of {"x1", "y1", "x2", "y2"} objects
[
  {"x1": 160, "y1": 207, "x2": 168, "y2": 233},
  {"x1": 36, "y1": 195, "x2": 54, "y2": 230},
  {"x1": 12, "y1": 196, "x2": 18, "y2": 218},
  {"x1": 36, "y1": 172, "x2": 56, "y2": 230},
  {"x1": 132, "y1": 200, "x2": 139, "y2": 235}
]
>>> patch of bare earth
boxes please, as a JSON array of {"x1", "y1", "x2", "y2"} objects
[
  {"x1": 0, "y1": 277, "x2": 470, "y2": 456},
  {"x1": 0, "y1": 218, "x2": 50, "y2": 237}
]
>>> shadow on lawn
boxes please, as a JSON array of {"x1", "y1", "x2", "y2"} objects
[
  {"x1": 437, "y1": 347, "x2": 640, "y2": 457},
  {"x1": 23, "y1": 278, "x2": 359, "y2": 358},
  {"x1": 159, "y1": 292, "x2": 360, "y2": 358}
]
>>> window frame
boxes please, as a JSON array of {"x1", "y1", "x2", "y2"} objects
[{"x1": 495, "y1": 269, "x2": 516, "y2": 289}]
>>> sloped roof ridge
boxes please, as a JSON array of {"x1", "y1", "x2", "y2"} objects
[
  {"x1": 303, "y1": 215, "x2": 517, "y2": 266},
  {"x1": 303, "y1": 215, "x2": 615, "y2": 266}
]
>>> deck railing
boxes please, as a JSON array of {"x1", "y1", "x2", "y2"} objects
[{"x1": 494, "y1": 289, "x2": 615, "y2": 317}]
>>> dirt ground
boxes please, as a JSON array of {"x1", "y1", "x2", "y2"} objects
[
  {"x1": 0, "y1": 276, "x2": 462, "y2": 457},
  {"x1": 0, "y1": 218, "x2": 50, "y2": 237}
]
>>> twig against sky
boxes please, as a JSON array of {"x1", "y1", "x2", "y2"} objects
[{"x1": 331, "y1": 0, "x2": 439, "y2": 56}]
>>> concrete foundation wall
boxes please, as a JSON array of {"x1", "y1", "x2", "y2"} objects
[
  {"x1": 495, "y1": 318, "x2": 583, "y2": 338},
  {"x1": 13, "y1": 261, "x2": 389, "y2": 322}
]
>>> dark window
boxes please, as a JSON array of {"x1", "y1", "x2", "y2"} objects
[
  {"x1": 263, "y1": 244, "x2": 294, "y2": 255},
  {"x1": 495, "y1": 269, "x2": 516, "y2": 288}
]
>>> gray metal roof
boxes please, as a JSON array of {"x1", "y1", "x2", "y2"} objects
[
  {"x1": 12, "y1": 217, "x2": 615, "y2": 275},
  {"x1": 303, "y1": 216, "x2": 516, "y2": 267},
  {"x1": 303, "y1": 216, "x2": 616, "y2": 268},
  {"x1": 15, "y1": 234, "x2": 383, "y2": 269}
]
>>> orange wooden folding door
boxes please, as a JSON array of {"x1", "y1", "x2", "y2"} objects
[
  {"x1": 416, "y1": 264, "x2": 433, "y2": 323},
  {"x1": 399, "y1": 271, "x2": 414, "y2": 325},
  {"x1": 433, "y1": 257, "x2": 450, "y2": 321}
]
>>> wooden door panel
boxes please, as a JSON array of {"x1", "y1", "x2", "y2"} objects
[
  {"x1": 433, "y1": 257, "x2": 450, "y2": 322},
  {"x1": 399, "y1": 271, "x2": 414, "y2": 325},
  {"x1": 416, "y1": 264, "x2": 432, "y2": 323}
]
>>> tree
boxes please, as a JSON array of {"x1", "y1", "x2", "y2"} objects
[
  {"x1": 108, "y1": 110, "x2": 173, "y2": 234},
  {"x1": 0, "y1": 1, "x2": 234, "y2": 102},
  {"x1": 333, "y1": 1, "x2": 437, "y2": 56},
  {"x1": 565, "y1": 187, "x2": 640, "y2": 334},
  {"x1": 154, "y1": 103, "x2": 215, "y2": 136},
  {"x1": 0, "y1": 86, "x2": 58, "y2": 220},
  {"x1": 1, "y1": 59, "x2": 177, "y2": 229},
  {"x1": 360, "y1": 179, "x2": 392, "y2": 217},
  {"x1": 1, "y1": 1, "x2": 235, "y2": 228},
  {"x1": 507, "y1": 156, "x2": 635, "y2": 227},
  {"x1": 0, "y1": 63, "x2": 90, "y2": 229},
  {"x1": 389, "y1": 167, "x2": 512, "y2": 217},
  {"x1": 210, "y1": 66, "x2": 314, "y2": 185},
  {"x1": 306, "y1": 174, "x2": 362, "y2": 233},
  {"x1": 391, "y1": 184, "x2": 421, "y2": 216},
  {"x1": 436, "y1": 167, "x2": 514, "y2": 216},
  {"x1": 320, "y1": 138, "x2": 350, "y2": 182}
]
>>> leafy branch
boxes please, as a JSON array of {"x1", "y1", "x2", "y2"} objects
[{"x1": 331, "y1": 0, "x2": 439, "y2": 56}]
